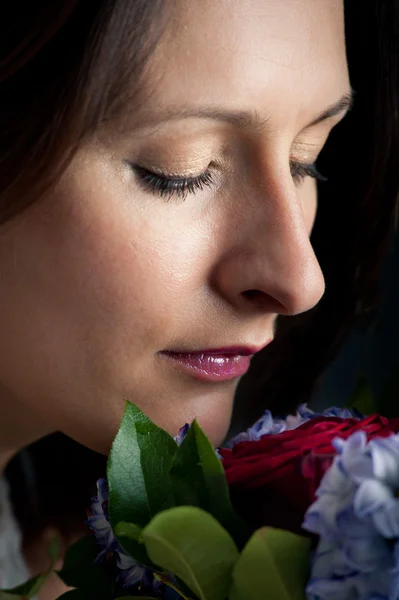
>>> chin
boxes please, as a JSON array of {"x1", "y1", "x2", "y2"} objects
[
  {"x1": 189, "y1": 407, "x2": 233, "y2": 448},
  {"x1": 68, "y1": 386, "x2": 234, "y2": 455},
  {"x1": 77, "y1": 416, "x2": 229, "y2": 457}
]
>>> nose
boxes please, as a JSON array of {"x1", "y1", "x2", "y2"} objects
[{"x1": 212, "y1": 177, "x2": 325, "y2": 317}]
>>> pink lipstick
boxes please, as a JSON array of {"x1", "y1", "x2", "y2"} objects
[{"x1": 160, "y1": 346, "x2": 266, "y2": 382}]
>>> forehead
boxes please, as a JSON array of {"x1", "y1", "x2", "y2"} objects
[{"x1": 138, "y1": 0, "x2": 348, "y2": 129}]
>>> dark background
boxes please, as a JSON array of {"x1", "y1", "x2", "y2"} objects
[{"x1": 311, "y1": 232, "x2": 399, "y2": 412}]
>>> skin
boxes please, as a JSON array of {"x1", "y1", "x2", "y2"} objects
[{"x1": 0, "y1": 0, "x2": 350, "y2": 465}]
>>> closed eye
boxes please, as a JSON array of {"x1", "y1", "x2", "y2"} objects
[
  {"x1": 290, "y1": 161, "x2": 327, "y2": 185},
  {"x1": 128, "y1": 159, "x2": 326, "y2": 201},
  {"x1": 131, "y1": 164, "x2": 215, "y2": 201}
]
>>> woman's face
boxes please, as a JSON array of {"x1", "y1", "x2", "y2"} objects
[{"x1": 0, "y1": 0, "x2": 350, "y2": 453}]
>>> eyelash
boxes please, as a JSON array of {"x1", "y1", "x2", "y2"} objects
[
  {"x1": 132, "y1": 161, "x2": 326, "y2": 201},
  {"x1": 133, "y1": 165, "x2": 214, "y2": 201},
  {"x1": 290, "y1": 162, "x2": 327, "y2": 185}
]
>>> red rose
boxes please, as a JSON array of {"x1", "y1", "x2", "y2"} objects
[{"x1": 220, "y1": 414, "x2": 399, "y2": 535}]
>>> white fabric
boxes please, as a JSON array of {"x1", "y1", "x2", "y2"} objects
[{"x1": 0, "y1": 478, "x2": 30, "y2": 588}]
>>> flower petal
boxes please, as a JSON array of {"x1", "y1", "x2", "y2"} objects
[
  {"x1": 369, "y1": 436, "x2": 399, "y2": 486},
  {"x1": 354, "y1": 479, "x2": 399, "y2": 538}
]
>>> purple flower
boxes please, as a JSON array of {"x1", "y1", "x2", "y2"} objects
[
  {"x1": 87, "y1": 478, "x2": 146, "y2": 588},
  {"x1": 87, "y1": 478, "x2": 117, "y2": 561},
  {"x1": 174, "y1": 423, "x2": 190, "y2": 445},
  {"x1": 226, "y1": 404, "x2": 362, "y2": 447},
  {"x1": 303, "y1": 431, "x2": 399, "y2": 599},
  {"x1": 175, "y1": 422, "x2": 222, "y2": 459},
  {"x1": 86, "y1": 424, "x2": 195, "y2": 593},
  {"x1": 115, "y1": 549, "x2": 147, "y2": 588}
]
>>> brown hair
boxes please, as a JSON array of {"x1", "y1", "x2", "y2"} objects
[
  {"x1": 2, "y1": 0, "x2": 167, "y2": 541},
  {"x1": 2, "y1": 0, "x2": 399, "y2": 539},
  {"x1": 0, "y1": 0, "x2": 165, "y2": 222}
]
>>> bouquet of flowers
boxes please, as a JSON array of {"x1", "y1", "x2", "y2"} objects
[{"x1": 4, "y1": 392, "x2": 399, "y2": 600}]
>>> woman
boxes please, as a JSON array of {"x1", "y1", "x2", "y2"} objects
[{"x1": 0, "y1": 0, "x2": 397, "y2": 596}]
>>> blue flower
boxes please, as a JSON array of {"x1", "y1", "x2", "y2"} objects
[
  {"x1": 115, "y1": 548, "x2": 147, "y2": 588},
  {"x1": 303, "y1": 431, "x2": 399, "y2": 600},
  {"x1": 87, "y1": 478, "x2": 147, "y2": 588},
  {"x1": 88, "y1": 480, "x2": 182, "y2": 597},
  {"x1": 87, "y1": 478, "x2": 117, "y2": 561},
  {"x1": 86, "y1": 424, "x2": 191, "y2": 595},
  {"x1": 297, "y1": 404, "x2": 363, "y2": 421},
  {"x1": 174, "y1": 423, "x2": 190, "y2": 445},
  {"x1": 226, "y1": 404, "x2": 362, "y2": 447}
]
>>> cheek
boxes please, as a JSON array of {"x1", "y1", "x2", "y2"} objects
[
  {"x1": 0, "y1": 167, "x2": 236, "y2": 450},
  {"x1": 39, "y1": 189, "x2": 208, "y2": 359},
  {"x1": 1, "y1": 157, "x2": 222, "y2": 396}
]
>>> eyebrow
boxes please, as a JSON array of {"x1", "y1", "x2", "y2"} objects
[
  {"x1": 305, "y1": 91, "x2": 354, "y2": 128},
  {"x1": 136, "y1": 91, "x2": 354, "y2": 132}
]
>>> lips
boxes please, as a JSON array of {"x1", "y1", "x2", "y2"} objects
[{"x1": 160, "y1": 344, "x2": 270, "y2": 382}]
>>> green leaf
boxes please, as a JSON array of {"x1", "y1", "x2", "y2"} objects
[
  {"x1": 108, "y1": 402, "x2": 178, "y2": 529},
  {"x1": 378, "y1": 359, "x2": 399, "y2": 417},
  {"x1": 143, "y1": 506, "x2": 239, "y2": 600},
  {"x1": 229, "y1": 528, "x2": 310, "y2": 600},
  {"x1": 57, "y1": 536, "x2": 114, "y2": 596},
  {"x1": 170, "y1": 420, "x2": 250, "y2": 548},
  {"x1": 115, "y1": 522, "x2": 144, "y2": 542},
  {"x1": 111, "y1": 525, "x2": 156, "y2": 593},
  {"x1": 107, "y1": 403, "x2": 178, "y2": 567},
  {"x1": 153, "y1": 571, "x2": 195, "y2": 599},
  {"x1": 346, "y1": 375, "x2": 375, "y2": 415}
]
